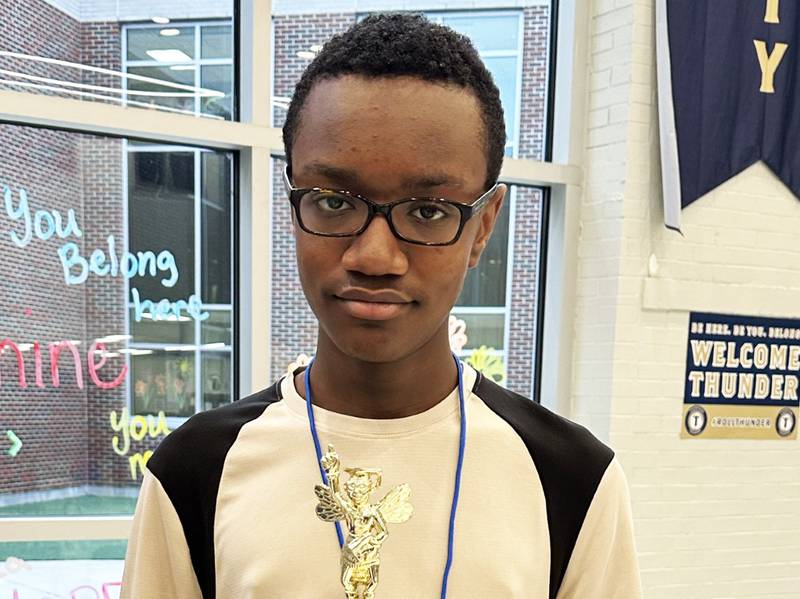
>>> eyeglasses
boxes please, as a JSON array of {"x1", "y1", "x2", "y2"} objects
[{"x1": 283, "y1": 166, "x2": 498, "y2": 246}]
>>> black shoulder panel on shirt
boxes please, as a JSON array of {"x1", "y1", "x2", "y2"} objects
[
  {"x1": 147, "y1": 381, "x2": 282, "y2": 599},
  {"x1": 473, "y1": 373, "x2": 614, "y2": 599}
]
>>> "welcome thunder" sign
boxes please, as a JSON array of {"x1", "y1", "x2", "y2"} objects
[{"x1": 682, "y1": 312, "x2": 799, "y2": 440}]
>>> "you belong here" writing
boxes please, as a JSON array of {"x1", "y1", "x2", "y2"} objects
[{"x1": 3, "y1": 185, "x2": 207, "y2": 322}]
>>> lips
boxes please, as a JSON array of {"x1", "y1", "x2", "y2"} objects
[{"x1": 334, "y1": 287, "x2": 414, "y2": 321}]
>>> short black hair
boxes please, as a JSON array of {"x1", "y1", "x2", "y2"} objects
[{"x1": 282, "y1": 13, "x2": 506, "y2": 190}]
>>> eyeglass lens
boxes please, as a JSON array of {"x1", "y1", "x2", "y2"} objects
[{"x1": 297, "y1": 190, "x2": 463, "y2": 244}]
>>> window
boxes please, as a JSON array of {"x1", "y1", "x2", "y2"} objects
[
  {"x1": 452, "y1": 191, "x2": 512, "y2": 367},
  {"x1": 0, "y1": 122, "x2": 234, "y2": 589},
  {"x1": 0, "y1": 119, "x2": 235, "y2": 496},
  {"x1": 124, "y1": 22, "x2": 235, "y2": 120},
  {"x1": 121, "y1": 21, "x2": 236, "y2": 421}
]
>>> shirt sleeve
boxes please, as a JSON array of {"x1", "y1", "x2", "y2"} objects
[
  {"x1": 120, "y1": 468, "x2": 203, "y2": 599},
  {"x1": 555, "y1": 458, "x2": 643, "y2": 599}
]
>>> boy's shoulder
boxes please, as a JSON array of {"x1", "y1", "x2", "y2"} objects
[
  {"x1": 147, "y1": 380, "x2": 283, "y2": 486},
  {"x1": 471, "y1": 372, "x2": 614, "y2": 471},
  {"x1": 470, "y1": 372, "x2": 616, "y2": 595}
]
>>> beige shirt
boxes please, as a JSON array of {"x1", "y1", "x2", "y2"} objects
[{"x1": 121, "y1": 364, "x2": 641, "y2": 598}]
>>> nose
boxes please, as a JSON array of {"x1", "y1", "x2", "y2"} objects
[{"x1": 340, "y1": 214, "x2": 409, "y2": 277}]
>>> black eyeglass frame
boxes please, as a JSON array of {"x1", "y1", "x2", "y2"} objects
[{"x1": 282, "y1": 165, "x2": 499, "y2": 246}]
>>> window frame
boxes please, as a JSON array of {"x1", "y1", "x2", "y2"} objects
[
  {"x1": 122, "y1": 20, "x2": 235, "y2": 120},
  {"x1": 0, "y1": 0, "x2": 586, "y2": 553}
]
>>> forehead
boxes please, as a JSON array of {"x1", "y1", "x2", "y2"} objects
[{"x1": 291, "y1": 75, "x2": 488, "y2": 193}]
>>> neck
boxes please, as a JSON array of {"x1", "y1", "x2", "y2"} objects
[{"x1": 295, "y1": 325, "x2": 458, "y2": 419}]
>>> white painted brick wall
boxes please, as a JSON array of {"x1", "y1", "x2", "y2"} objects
[
  {"x1": 574, "y1": 0, "x2": 800, "y2": 597},
  {"x1": 569, "y1": 0, "x2": 634, "y2": 439}
]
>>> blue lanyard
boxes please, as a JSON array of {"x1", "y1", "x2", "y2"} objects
[{"x1": 304, "y1": 353, "x2": 467, "y2": 599}]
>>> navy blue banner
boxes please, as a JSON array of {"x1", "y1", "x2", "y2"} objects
[
  {"x1": 685, "y1": 312, "x2": 800, "y2": 407},
  {"x1": 657, "y1": 1, "x2": 800, "y2": 230}
]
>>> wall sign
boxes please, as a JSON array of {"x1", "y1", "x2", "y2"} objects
[{"x1": 682, "y1": 312, "x2": 799, "y2": 440}]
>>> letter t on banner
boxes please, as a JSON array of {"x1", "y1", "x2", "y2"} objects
[{"x1": 765, "y1": 0, "x2": 781, "y2": 24}]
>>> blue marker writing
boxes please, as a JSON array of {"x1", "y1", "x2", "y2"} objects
[
  {"x1": 4, "y1": 186, "x2": 82, "y2": 248},
  {"x1": 57, "y1": 235, "x2": 179, "y2": 287},
  {"x1": 131, "y1": 288, "x2": 210, "y2": 322}
]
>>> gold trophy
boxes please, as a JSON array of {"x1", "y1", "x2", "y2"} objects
[{"x1": 314, "y1": 444, "x2": 413, "y2": 599}]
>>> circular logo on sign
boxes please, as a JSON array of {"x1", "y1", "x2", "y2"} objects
[
  {"x1": 776, "y1": 408, "x2": 796, "y2": 437},
  {"x1": 685, "y1": 405, "x2": 707, "y2": 436}
]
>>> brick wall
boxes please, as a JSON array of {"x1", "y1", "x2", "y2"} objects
[
  {"x1": 0, "y1": 0, "x2": 87, "y2": 102},
  {"x1": 573, "y1": 0, "x2": 800, "y2": 595},
  {"x1": 77, "y1": 16, "x2": 134, "y2": 489},
  {"x1": 0, "y1": 0, "x2": 89, "y2": 497},
  {"x1": 0, "y1": 121, "x2": 88, "y2": 495},
  {"x1": 518, "y1": 5, "x2": 550, "y2": 161},
  {"x1": 505, "y1": 186, "x2": 542, "y2": 397},
  {"x1": 80, "y1": 21, "x2": 121, "y2": 92},
  {"x1": 505, "y1": 4, "x2": 549, "y2": 396},
  {"x1": 81, "y1": 134, "x2": 131, "y2": 489}
]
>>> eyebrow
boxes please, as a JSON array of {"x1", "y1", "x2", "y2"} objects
[{"x1": 303, "y1": 161, "x2": 465, "y2": 190}]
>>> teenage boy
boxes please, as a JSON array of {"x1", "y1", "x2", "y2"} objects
[{"x1": 121, "y1": 13, "x2": 642, "y2": 599}]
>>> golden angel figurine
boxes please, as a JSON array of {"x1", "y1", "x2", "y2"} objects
[{"x1": 314, "y1": 444, "x2": 413, "y2": 599}]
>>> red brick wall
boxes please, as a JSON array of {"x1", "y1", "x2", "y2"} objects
[
  {"x1": 519, "y1": 6, "x2": 551, "y2": 161},
  {"x1": 505, "y1": 5, "x2": 549, "y2": 397},
  {"x1": 0, "y1": 0, "x2": 87, "y2": 496},
  {"x1": 0, "y1": 0, "x2": 82, "y2": 98},
  {"x1": 82, "y1": 134, "x2": 132, "y2": 488},
  {"x1": 80, "y1": 21, "x2": 123, "y2": 93},
  {"x1": 0, "y1": 121, "x2": 88, "y2": 495},
  {"x1": 506, "y1": 187, "x2": 543, "y2": 397}
]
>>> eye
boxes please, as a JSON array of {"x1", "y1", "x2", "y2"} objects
[
  {"x1": 410, "y1": 203, "x2": 447, "y2": 221},
  {"x1": 314, "y1": 193, "x2": 353, "y2": 212}
]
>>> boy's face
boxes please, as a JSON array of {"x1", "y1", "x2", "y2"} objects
[{"x1": 290, "y1": 75, "x2": 504, "y2": 364}]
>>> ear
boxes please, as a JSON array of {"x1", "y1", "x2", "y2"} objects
[{"x1": 468, "y1": 184, "x2": 507, "y2": 268}]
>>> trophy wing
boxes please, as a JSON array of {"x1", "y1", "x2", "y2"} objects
[
  {"x1": 378, "y1": 483, "x2": 413, "y2": 524},
  {"x1": 315, "y1": 484, "x2": 345, "y2": 522}
]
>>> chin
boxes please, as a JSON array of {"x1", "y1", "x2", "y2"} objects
[
  {"x1": 338, "y1": 335, "x2": 417, "y2": 364},
  {"x1": 324, "y1": 322, "x2": 426, "y2": 364}
]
